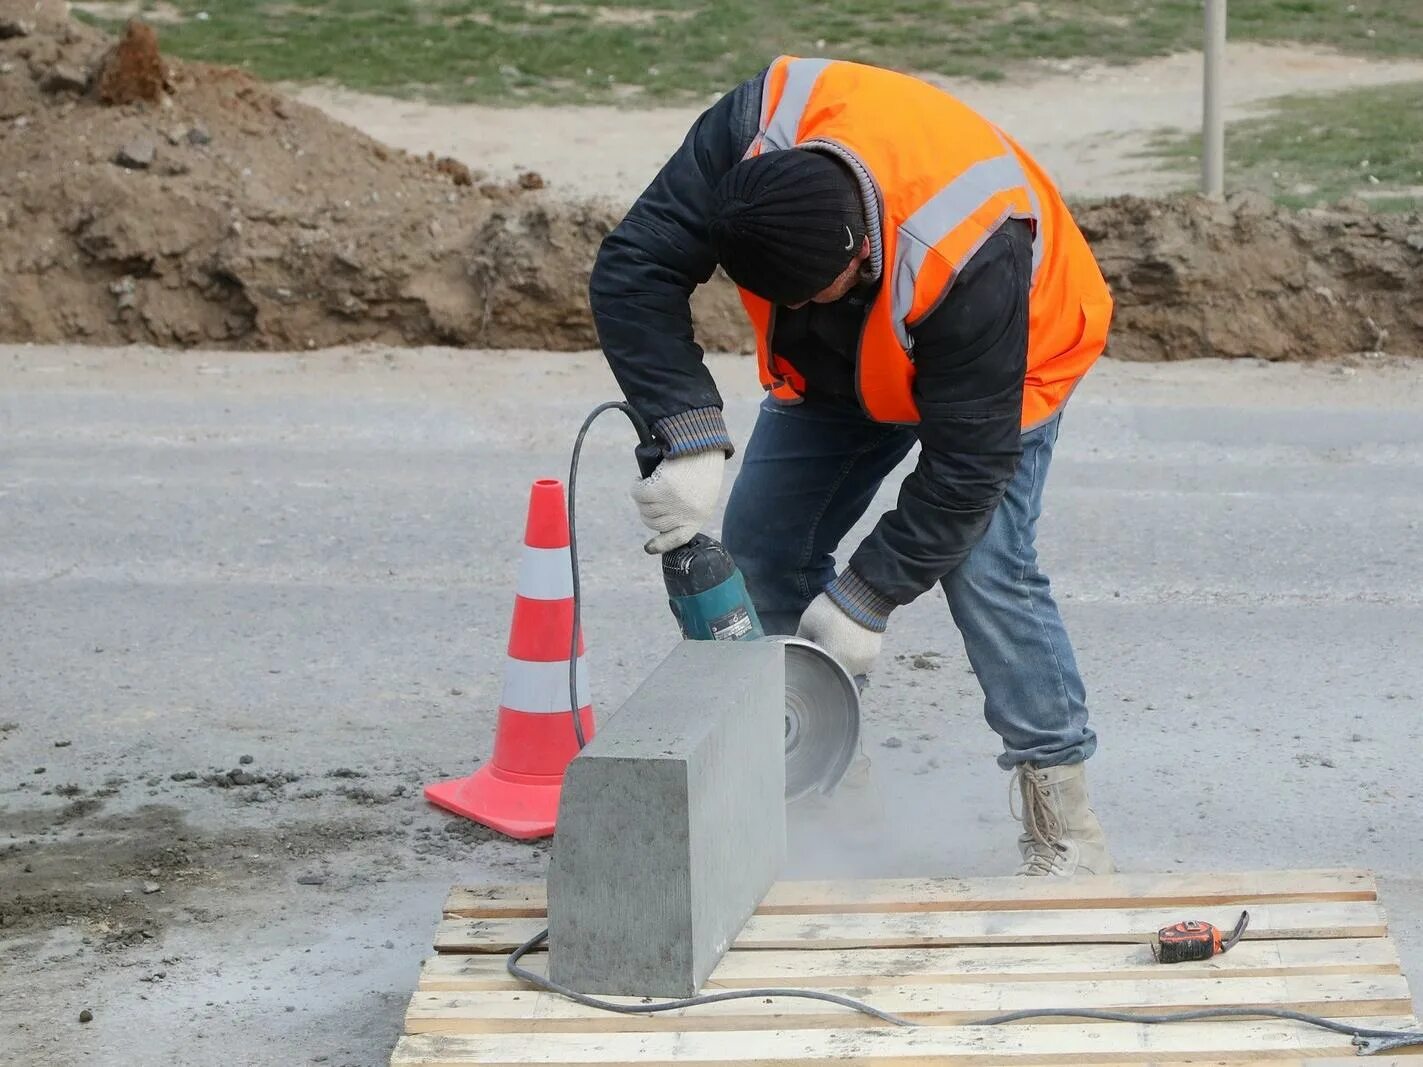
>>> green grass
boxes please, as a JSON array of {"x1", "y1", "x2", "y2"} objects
[
  {"x1": 73, "y1": 0, "x2": 1423, "y2": 104},
  {"x1": 1152, "y1": 81, "x2": 1423, "y2": 211}
]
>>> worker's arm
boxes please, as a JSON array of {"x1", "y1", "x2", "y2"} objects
[
  {"x1": 828, "y1": 221, "x2": 1032, "y2": 626},
  {"x1": 588, "y1": 73, "x2": 764, "y2": 457}
]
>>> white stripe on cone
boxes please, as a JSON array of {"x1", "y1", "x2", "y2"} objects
[
  {"x1": 515, "y1": 546, "x2": 574, "y2": 601},
  {"x1": 501, "y1": 656, "x2": 590, "y2": 714}
]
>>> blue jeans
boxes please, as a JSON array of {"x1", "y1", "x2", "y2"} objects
[{"x1": 722, "y1": 397, "x2": 1095, "y2": 770}]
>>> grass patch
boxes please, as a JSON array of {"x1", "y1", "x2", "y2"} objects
[
  {"x1": 1152, "y1": 81, "x2": 1423, "y2": 210},
  {"x1": 73, "y1": 0, "x2": 1423, "y2": 104}
]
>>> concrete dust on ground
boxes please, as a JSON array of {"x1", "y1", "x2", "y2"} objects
[
  {"x1": 2, "y1": 344, "x2": 1423, "y2": 1065},
  {"x1": 295, "y1": 44, "x2": 1423, "y2": 204}
]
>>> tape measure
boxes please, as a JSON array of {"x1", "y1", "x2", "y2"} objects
[{"x1": 1153, "y1": 911, "x2": 1250, "y2": 964}]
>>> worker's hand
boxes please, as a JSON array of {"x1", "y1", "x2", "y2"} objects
[
  {"x1": 797, "y1": 593, "x2": 882, "y2": 679},
  {"x1": 630, "y1": 451, "x2": 725, "y2": 554}
]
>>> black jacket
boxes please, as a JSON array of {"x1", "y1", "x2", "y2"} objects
[{"x1": 589, "y1": 70, "x2": 1030, "y2": 611}]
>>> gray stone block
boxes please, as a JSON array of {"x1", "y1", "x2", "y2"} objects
[{"x1": 547, "y1": 640, "x2": 786, "y2": 998}]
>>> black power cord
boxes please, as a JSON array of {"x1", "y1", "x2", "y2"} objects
[
  {"x1": 564, "y1": 401, "x2": 649, "y2": 748},
  {"x1": 969, "y1": 1007, "x2": 1422, "y2": 1055},
  {"x1": 497, "y1": 399, "x2": 1423, "y2": 1055}
]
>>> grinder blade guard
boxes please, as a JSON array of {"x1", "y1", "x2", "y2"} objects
[{"x1": 661, "y1": 535, "x2": 860, "y2": 802}]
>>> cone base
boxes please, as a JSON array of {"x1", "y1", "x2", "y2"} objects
[{"x1": 423, "y1": 765, "x2": 562, "y2": 841}]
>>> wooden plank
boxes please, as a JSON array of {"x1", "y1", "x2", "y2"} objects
[
  {"x1": 389, "y1": 1016, "x2": 1423, "y2": 1065},
  {"x1": 433, "y1": 901, "x2": 1388, "y2": 954},
  {"x1": 403, "y1": 973, "x2": 1413, "y2": 1034},
  {"x1": 419, "y1": 937, "x2": 1403, "y2": 992},
  {"x1": 443, "y1": 870, "x2": 1377, "y2": 919}
]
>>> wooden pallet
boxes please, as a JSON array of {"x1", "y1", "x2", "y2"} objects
[{"x1": 390, "y1": 869, "x2": 1422, "y2": 1065}]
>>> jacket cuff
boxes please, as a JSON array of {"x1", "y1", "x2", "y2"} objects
[
  {"x1": 825, "y1": 569, "x2": 896, "y2": 634},
  {"x1": 653, "y1": 407, "x2": 735, "y2": 458}
]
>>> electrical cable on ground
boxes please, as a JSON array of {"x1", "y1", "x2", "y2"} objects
[
  {"x1": 968, "y1": 1007, "x2": 1423, "y2": 1055},
  {"x1": 499, "y1": 400, "x2": 1423, "y2": 1055},
  {"x1": 505, "y1": 926, "x2": 913, "y2": 1025}
]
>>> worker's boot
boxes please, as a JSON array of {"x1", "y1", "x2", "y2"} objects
[{"x1": 1011, "y1": 761, "x2": 1114, "y2": 876}]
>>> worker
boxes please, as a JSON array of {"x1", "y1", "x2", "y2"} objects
[{"x1": 590, "y1": 57, "x2": 1114, "y2": 877}]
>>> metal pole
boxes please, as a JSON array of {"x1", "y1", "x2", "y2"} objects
[{"x1": 1202, "y1": 0, "x2": 1226, "y2": 198}]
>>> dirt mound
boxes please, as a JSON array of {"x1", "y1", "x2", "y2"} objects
[
  {"x1": 1, "y1": 5, "x2": 1420, "y2": 358},
  {"x1": 1078, "y1": 194, "x2": 1423, "y2": 361},
  {"x1": 466, "y1": 199, "x2": 748, "y2": 352},
  {"x1": 354, "y1": 191, "x2": 1423, "y2": 361},
  {"x1": 0, "y1": 4, "x2": 542, "y2": 349}
]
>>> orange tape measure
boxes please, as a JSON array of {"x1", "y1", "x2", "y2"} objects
[{"x1": 1153, "y1": 911, "x2": 1250, "y2": 963}]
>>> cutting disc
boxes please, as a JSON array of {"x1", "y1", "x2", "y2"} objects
[{"x1": 777, "y1": 636, "x2": 861, "y2": 802}]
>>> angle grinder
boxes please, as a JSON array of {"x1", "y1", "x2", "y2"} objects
[{"x1": 635, "y1": 438, "x2": 861, "y2": 803}]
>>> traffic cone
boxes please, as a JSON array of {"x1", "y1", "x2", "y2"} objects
[{"x1": 424, "y1": 478, "x2": 595, "y2": 840}]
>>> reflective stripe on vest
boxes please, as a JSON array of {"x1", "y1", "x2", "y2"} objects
[
  {"x1": 992, "y1": 129, "x2": 1046, "y2": 280},
  {"x1": 759, "y1": 57, "x2": 832, "y2": 152},
  {"x1": 891, "y1": 152, "x2": 1036, "y2": 349},
  {"x1": 741, "y1": 56, "x2": 1112, "y2": 428},
  {"x1": 756, "y1": 57, "x2": 1038, "y2": 361}
]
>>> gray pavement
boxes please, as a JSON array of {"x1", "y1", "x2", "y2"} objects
[{"x1": 1, "y1": 346, "x2": 1421, "y2": 1065}]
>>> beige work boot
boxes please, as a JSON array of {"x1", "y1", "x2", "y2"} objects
[{"x1": 1011, "y1": 762, "x2": 1115, "y2": 876}]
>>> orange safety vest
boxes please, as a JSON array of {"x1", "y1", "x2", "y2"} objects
[{"x1": 739, "y1": 57, "x2": 1113, "y2": 429}]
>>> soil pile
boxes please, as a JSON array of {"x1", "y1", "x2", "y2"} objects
[
  {"x1": 460, "y1": 192, "x2": 1423, "y2": 361},
  {"x1": 1078, "y1": 194, "x2": 1423, "y2": 362},
  {"x1": 0, "y1": 2, "x2": 543, "y2": 349},
  {"x1": 1, "y1": 4, "x2": 1421, "y2": 358}
]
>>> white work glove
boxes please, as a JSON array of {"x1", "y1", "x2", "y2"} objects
[
  {"x1": 797, "y1": 592, "x2": 883, "y2": 680},
  {"x1": 630, "y1": 451, "x2": 725, "y2": 555}
]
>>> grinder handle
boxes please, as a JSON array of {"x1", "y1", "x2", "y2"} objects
[
  {"x1": 634, "y1": 442, "x2": 662, "y2": 480},
  {"x1": 632, "y1": 417, "x2": 662, "y2": 479},
  {"x1": 615, "y1": 401, "x2": 661, "y2": 479}
]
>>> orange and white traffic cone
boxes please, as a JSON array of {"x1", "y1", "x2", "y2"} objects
[{"x1": 424, "y1": 478, "x2": 595, "y2": 840}]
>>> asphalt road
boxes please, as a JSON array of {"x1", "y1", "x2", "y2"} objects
[{"x1": 2, "y1": 345, "x2": 1421, "y2": 1065}]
